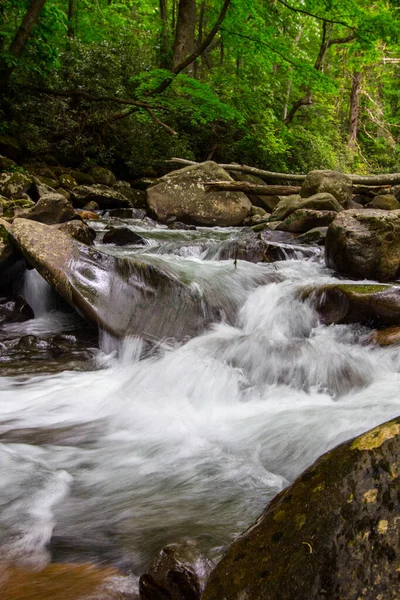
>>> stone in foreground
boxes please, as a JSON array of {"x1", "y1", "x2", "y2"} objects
[
  {"x1": 9, "y1": 219, "x2": 220, "y2": 340},
  {"x1": 202, "y1": 417, "x2": 400, "y2": 600},
  {"x1": 277, "y1": 208, "x2": 337, "y2": 233},
  {"x1": 300, "y1": 170, "x2": 352, "y2": 206},
  {"x1": 325, "y1": 209, "x2": 400, "y2": 282},
  {"x1": 147, "y1": 161, "x2": 251, "y2": 226}
]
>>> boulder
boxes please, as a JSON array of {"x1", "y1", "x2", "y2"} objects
[
  {"x1": 370, "y1": 326, "x2": 400, "y2": 346},
  {"x1": 70, "y1": 184, "x2": 132, "y2": 208},
  {"x1": 147, "y1": 161, "x2": 252, "y2": 226},
  {"x1": 113, "y1": 182, "x2": 147, "y2": 208},
  {"x1": 277, "y1": 209, "x2": 337, "y2": 233},
  {"x1": 9, "y1": 219, "x2": 221, "y2": 340},
  {"x1": 89, "y1": 166, "x2": 117, "y2": 186},
  {"x1": 0, "y1": 172, "x2": 32, "y2": 199},
  {"x1": 54, "y1": 220, "x2": 95, "y2": 245},
  {"x1": 202, "y1": 416, "x2": 400, "y2": 600},
  {"x1": 0, "y1": 198, "x2": 35, "y2": 218},
  {"x1": 366, "y1": 194, "x2": 400, "y2": 210},
  {"x1": 59, "y1": 173, "x2": 78, "y2": 190},
  {"x1": 102, "y1": 227, "x2": 145, "y2": 246},
  {"x1": 300, "y1": 170, "x2": 352, "y2": 206},
  {"x1": 325, "y1": 209, "x2": 400, "y2": 282},
  {"x1": 139, "y1": 541, "x2": 213, "y2": 600},
  {"x1": 0, "y1": 155, "x2": 17, "y2": 170},
  {"x1": 0, "y1": 134, "x2": 21, "y2": 160},
  {"x1": 299, "y1": 283, "x2": 400, "y2": 326},
  {"x1": 295, "y1": 226, "x2": 328, "y2": 246},
  {"x1": 69, "y1": 170, "x2": 94, "y2": 185},
  {"x1": 20, "y1": 194, "x2": 76, "y2": 224},
  {"x1": 270, "y1": 192, "x2": 342, "y2": 222}
]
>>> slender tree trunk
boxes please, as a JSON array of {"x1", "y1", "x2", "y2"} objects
[
  {"x1": 1, "y1": 0, "x2": 47, "y2": 85},
  {"x1": 67, "y1": 0, "x2": 75, "y2": 39},
  {"x1": 159, "y1": 0, "x2": 169, "y2": 68},
  {"x1": 348, "y1": 71, "x2": 363, "y2": 150},
  {"x1": 172, "y1": 0, "x2": 196, "y2": 72}
]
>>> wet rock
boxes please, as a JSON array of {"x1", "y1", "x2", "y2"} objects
[
  {"x1": 366, "y1": 194, "x2": 400, "y2": 210},
  {"x1": 9, "y1": 219, "x2": 220, "y2": 340},
  {"x1": 0, "y1": 562, "x2": 139, "y2": 600},
  {"x1": 69, "y1": 170, "x2": 94, "y2": 185},
  {"x1": 369, "y1": 326, "x2": 400, "y2": 346},
  {"x1": 300, "y1": 170, "x2": 352, "y2": 206},
  {"x1": 0, "y1": 172, "x2": 32, "y2": 200},
  {"x1": 102, "y1": 227, "x2": 146, "y2": 246},
  {"x1": 54, "y1": 220, "x2": 95, "y2": 245},
  {"x1": 295, "y1": 226, "x2": 328, "y2": 245},
  {"x1": 0, "y1": 296, "x2": 33, "y2": 324},
  {"x1": 78, "y1": 210, "x2": 100, "y2": 220},
  {"x1": 270, "y1": 192, "x2": 342, "y2": 222},
  {"x1": 70, "y1": 184, "x2": 132, "y2": 209},
  {"x1": 277, "y1": 209, "x2": 337, "y2": 233},
  {"x1": 147, "y1": 161, "x2": 251, "y2": 226},
  {"x1": 59, "y1": 173, "x2": 78, "y2": 190},
  {"x1": 139, "y1": 541, "x2": 213, "y2": 600},
  {"x1": 83, "y1": 201, "x2": 100, "y2": 211},
  {"x1": 168, "y1": 221, "x2": 197, "y2": 230},
  {"x1": 325, "y1": 209, "x2": 400, "y2": 282},
  {"x1": 107, "y1": 208, "x2": 146, "y2": 219},
  {"x1": 89, "y1": 166, "x2": 117, "y2": 186},
  {"x1": 16, "y1": 334, "x2": 50, "y2": 352},
  {"x1": 20, "y1": 194, "x2": 76, "y2": 224},
  {"x1": 202, "y1": 416, "x2": 400, "y2": 600},
  {"x1": 300, "y1": 283, "x2": 400, "y2": 326}
]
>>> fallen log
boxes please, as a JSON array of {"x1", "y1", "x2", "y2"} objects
[
  {"x1": 203, "y1": 181, "x2": 301, "y2": 195},
  {"x1": 352, "y1": 184, "x2": 391, "y2": 196},
  {"x1": 168, "y1": 158, "x2": 400, "y2": 186}
]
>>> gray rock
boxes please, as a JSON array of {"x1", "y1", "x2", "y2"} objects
[
  {"x1": 59, "y1": 173, "x2": 78, "y2": 190},
  {"x1": 147, "y1": 161, "x2": 252, "y2": 226},
  {"x1": 54, "y1": 220, "x2": 95, "y2": 245},
  {"x1": 0, "y1": 172, "x2": 32, "y2": 199},
  {"x1": 271, "y1": 192, "x2": 342, "y2": 222},
  {"x1": 20, "y1": 194, "x2": 76, "y2": 224},
  {"x1": 70, "y1": 184, "x2": 132, "y2": 209},
  {"x1": 366, "y1": 194, "x2": 400, "y2": 210},
  {"x1": 89, "y1": 166, "x2": 117, "y2": 186},
  {"x1": 301, "y1": 170, "x2": 352, "y2": 206},
  {"x1": 277, "y1": 209, "x2": 337, "y2": 233},
  {"x1": 325, "y1": 209, "x2": 400, "y2": 281},
  {"x1": 102, "y1": 227, "x2": 145, "y2": 246}
]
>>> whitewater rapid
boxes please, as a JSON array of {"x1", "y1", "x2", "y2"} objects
[{"x1": 0, "y1": 223, "x2": 400, "y2": 578}]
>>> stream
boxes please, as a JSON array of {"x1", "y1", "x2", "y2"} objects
[{"x1": 1, "y1": 214, "x2": 400, "y2": 587}]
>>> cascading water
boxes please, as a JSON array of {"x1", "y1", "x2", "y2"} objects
[{"x1": 1, "y1": 217, "x2": 400, "y2": 590}]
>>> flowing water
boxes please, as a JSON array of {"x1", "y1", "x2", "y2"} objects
[{"x1": 1, "y1": 216, "x2": 400, "y2": 589}]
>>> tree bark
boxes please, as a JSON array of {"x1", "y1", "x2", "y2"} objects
[
  {"x1": 172, "y1": 0, "x2": 196, "y2": 71},
  {"x1": 1, "y1": 0, "x2": 47, "y2": 84},
  {"x1": 159, "y1": 0, "x2": 169, "y2": 68},
  {"x1": 348, "y1": 71, "x2": 363, "y2": 150}
]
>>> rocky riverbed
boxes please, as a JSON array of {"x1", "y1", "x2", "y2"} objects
[{"x1": 0, "y1": 157, "x2": 399, "y2": 599}]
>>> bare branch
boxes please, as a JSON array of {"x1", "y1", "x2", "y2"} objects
[
  {"x1": 144, "y1": 107, "x2": 178, "y2": 135},
  {"x1": 275, "y1": 0, "x2": 356, "y2": 30}
]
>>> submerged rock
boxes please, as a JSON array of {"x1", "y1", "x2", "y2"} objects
[
  {"x1": 202, "y1": 416, "x2": 400, "y2": 600},
  {"x1": 325, "y1": 209, "x2": 400, "y2": 282},
  {"x1": 147, "y1": 161, "x2": 251, "y2": 226},
  {"x1": 300, "y1": 283, "x2": 400, "y2": 326},
  {"x1": 139, "y1": 541, "x2": 213, "y2": 600},
  {"x1": 102, "y1": 227, "x2": 145, "y2": 246},
  {"x1": 369, "y1": 326, "x2": 400, "y2": 346},
  {"x1": 9, "y1": 219, "x2": 220, "y2": 340},
  {"x1": 300, "y1": 170, "x2": 352, "y2": 206}
]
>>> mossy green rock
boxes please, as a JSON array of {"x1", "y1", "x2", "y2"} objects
[
  {"x1": 300, "y1": 283, "x2": 400, "y2": 326},
  {"x1": 70, "y1": 184, "x2": 132, "y2": 208},
  {"x1": 325, "y1": 209, "x2": 400, "y2": 282},
  {"x1": 202, "y1": 416, "x2": 400, "y2": 600},
  {"x1": 270, "y1": 192, "x2": 342, "y2": 222},
  {"x1": 147, "y1": 161, "x2": 251, "y2": 226},
  {"x1": 9, "y1": 219, "x2": 217, "y2": 340},
  {"x1": 58, "y1": 173, "x2": 78, "y2": 190},
  {"x1": 300, "y1": 170, "x2": 352, "y2": 206},
  {"x1": 277, "y1": 209, "x2": 337, "y2": 233},
  {"x1": 366, "y1": 194, "x2": 400, "y2": 211},
  {"x1": 0, "y1": 172, "x2": 32, "y2": 199},
  {"x1": 89, "y1": 166, "x2": 116, "y2": 186},
  {"x1": 69, "y1": 170, "x2": 95, "y2": 186}
]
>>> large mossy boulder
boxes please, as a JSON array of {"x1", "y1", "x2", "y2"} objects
[
  {"x1": 70, "y1": 184, "x2": 132, "y2": 208},
  {"x1": 277, "y1": 209, "x2": 337, "y2": 233},
  {"x1": 300, "y1": 283, "x2": 400, "y2": 326},
  {"x1": 89, "y1": 166, "x2": 117, "y2": 186},
  {"x1": 300, "y1": 170, "x2": 352, "y2": 206},
  {"x1": 270, "y1": 192, "x2": 342, "y2": 222},
  {"x1": 147, "y1": 161, "x2": 251, "y2": 226},
  {"x1": 203, "y1": 416, "x2": 400, "y2": 600},
  {"x1": 325, "y1": 209, "x2": 400, "y2": 282},
  {"x1": 20, "y1": 194, "x2": 76, "y2": 224},
  {"x1": 0, "y1": 172, "x2": 32, "y2": 199},
  {"x1": 9, "y1": 219, "x2": 219, "y2": 340}
]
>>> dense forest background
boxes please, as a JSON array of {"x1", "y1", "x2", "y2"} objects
[{"x1": 1, "y1": 0, "x2": 400, "y2": 178}]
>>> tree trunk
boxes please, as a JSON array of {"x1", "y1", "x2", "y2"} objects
[
  {"x1": 1, "y1": 0, "x2": 47, "y2": 84},
  {"x1": 67, "y1": 0, "x2": 75, "y2": 39},
  {"x1": 159, "y1": 0, "x2": 169, "y2": 68},
  {"x1": 348, "y1": 71, "x2": 363, "y2": 150},
  {"x1": 172, "y1": 0, "x2": 196, "y2": 72}
]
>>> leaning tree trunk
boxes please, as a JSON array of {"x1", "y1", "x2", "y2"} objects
[
  {"x1": 1, "y1": 0, "x2": 47, "y2": 85},
  {"x1": 348, "y1": 71, "x2": 363, "y2": 150},
  {"x1": 172, "y1": 0, "x2": 196, "y2": 71}
]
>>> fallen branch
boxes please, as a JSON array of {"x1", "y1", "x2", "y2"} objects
[
  {"x1": 203, "y1": 181, "x2": 300, "y2": 195},
  {"x1": 168, "y1": 158, "x2": 400, "y2": 186}
]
